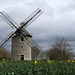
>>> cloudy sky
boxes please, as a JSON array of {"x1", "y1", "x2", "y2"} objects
[{"x1": 0, "y1": 0, "x2": 75, "y2": 53}]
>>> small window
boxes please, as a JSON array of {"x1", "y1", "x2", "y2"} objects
[
  {"x1": 21, "y1": 36, "x2": 24, "y2": 41},
  {"x1": 21, "y1": 46, "x2": 23, "y2": 48}
]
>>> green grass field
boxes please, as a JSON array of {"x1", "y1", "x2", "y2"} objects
[{"x1": 0, "y1": 59, "x2": 75, "y2": 75}]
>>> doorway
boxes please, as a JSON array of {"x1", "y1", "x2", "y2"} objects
[{"x1": 20, "y1": 55, "x2": 24, "y2": 60}]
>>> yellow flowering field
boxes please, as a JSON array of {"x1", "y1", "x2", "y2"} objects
[{"x1": 0, "y1": 59, "x2": 75, "y2": 75}]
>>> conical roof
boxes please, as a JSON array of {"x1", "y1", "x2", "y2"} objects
[{"x1": 22, "y1": 28, "x2": 32, "y2": 37}]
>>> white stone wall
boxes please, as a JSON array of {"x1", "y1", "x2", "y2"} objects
[{"x1": 11, "y1": 35, "x2": 31, "y2": 60}]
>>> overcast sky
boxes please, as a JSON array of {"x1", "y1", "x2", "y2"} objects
[{"x1": 0, "y1": 0, "x2": 75, "y2": 53}]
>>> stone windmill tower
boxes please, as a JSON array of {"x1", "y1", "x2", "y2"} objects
[
  {"x1": 0, "y1": 8, "x2": 42, "y2": 60},
  {"x1": 11, "y1": 28, "x2": 32, "y2": 60}
]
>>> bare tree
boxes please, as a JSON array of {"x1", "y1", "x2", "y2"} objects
[
  {"x1": 0, "y1": 47, "x2": 10, "y2": 60},
  {"x1": 46, "y1": 37, "x2": 72, "y2": 60}
]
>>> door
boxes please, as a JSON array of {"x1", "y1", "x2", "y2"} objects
[{"x1": 20, "y1": 55, "x2": 24, "y2": 60}]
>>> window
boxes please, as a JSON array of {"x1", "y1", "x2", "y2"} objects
[
  {"x1": 21, "y1": 46, "x2": 23, "y2": 48},
  {"x1": 21, "y1": 36, "x2": 24, "y2": 41}
]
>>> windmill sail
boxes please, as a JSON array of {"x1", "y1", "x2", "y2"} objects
[
  {"x1": 20, "y1": 8, "x2": 42, "y2": 28},
  {"x1": 0, "y1": 32, "x2": 15, "y2": 47},
  {"x1": 0, "y1": 9, "x2": 43, "y2": 48},
  {"x1": 0, "y1": 11, "x2": 18, "y2": 29},
  {"x1": 31, "y1": 39, "x2": 42, "y2": 51}
]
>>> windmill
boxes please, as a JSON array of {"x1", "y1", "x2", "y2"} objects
[{"x1": 0, "y1": 8, "x2": 42, "y2": 60}]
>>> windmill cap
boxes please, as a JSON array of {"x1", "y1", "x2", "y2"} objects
[{"x1": 22, "y1": 28, "x2": 32, "y2": 37}]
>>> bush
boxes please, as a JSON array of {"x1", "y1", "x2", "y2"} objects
[{"x1": 0, "y1": 48, "x2": 10, "y2": 61}]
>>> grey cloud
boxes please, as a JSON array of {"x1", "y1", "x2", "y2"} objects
[
  {"x1": 25, "y1": 0, "x2": 54, "y2": 17},
  {"x1": 56, "y1": 0, "x2": 75, "y2": 15}
]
